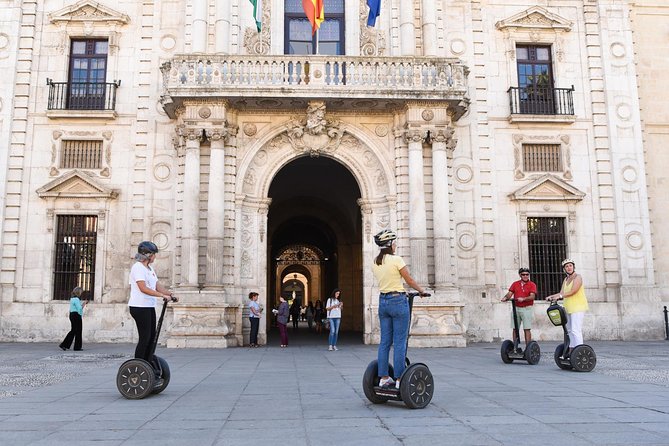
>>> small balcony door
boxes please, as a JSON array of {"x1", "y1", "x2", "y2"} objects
[
  {"x1": 68, "y1": 39, "x2": 109, "y2": 110},
  {"x1": 516, "y1": 45, "x2": 555, "y2": 114}
]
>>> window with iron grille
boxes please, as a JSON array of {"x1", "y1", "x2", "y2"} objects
[
  {"x1": 60, "y1": 140, "x2": 103, "y2": 169},
  {"x1": 523, "y1": 143, "x2": 562, "y2": 172},
  {"x1": 53, "y1": 215, "x2": 97, "y2": 301},
  {"x1": 527, "y1": 217, "x2": 567, "y2": 299}
]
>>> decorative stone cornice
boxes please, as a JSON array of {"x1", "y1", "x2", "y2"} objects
[
  {"x1": 37, "y1": 170, "x2": 119, "y2": 199},
  {"x1": 49, "y1": 0, "x2": 130, "y2": 26},
  {"x1": 509, "y1": 174, "x2": 585, "y2": 202},
  {"x1": 495, "y1": 6, "x2": 572, "y2": 31}
]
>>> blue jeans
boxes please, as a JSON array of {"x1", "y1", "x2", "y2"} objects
[
  {"x1": 377, "y1": 293, "x2": 410, "y2": 379},
  {"x1": 328, "y1": 318, "x2": 341, "y2": 346}
]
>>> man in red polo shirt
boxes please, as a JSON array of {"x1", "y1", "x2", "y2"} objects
[{"x1": 501, "y1": 267, "x2": 537, "y2": 346}]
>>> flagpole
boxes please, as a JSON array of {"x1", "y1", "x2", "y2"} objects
[{"x1": 315, "y1": 29, "x2": 319, "y2": 55}]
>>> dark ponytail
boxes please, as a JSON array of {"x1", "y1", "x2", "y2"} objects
[{"x1": 375, "y1": 246, "x2": 393, "y2": 265}]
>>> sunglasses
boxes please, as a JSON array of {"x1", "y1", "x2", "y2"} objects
[{"x1": 520, "y1": 273, "x2": 530, "y2": 276}]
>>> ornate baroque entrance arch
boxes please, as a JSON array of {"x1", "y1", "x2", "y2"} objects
[{"x1": 235, "y1": 101, "x2": 397, "y2": 343}]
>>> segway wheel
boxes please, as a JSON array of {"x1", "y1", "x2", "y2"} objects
[
  {"x1": 571, "y1": 345, "x2": 596, "y2": 372},
  {"x1": 362, "y1": 360, "x2": 393, "y2": 404},
  {"x1": 553, "y1": 344, "x2": 573, "y2": 370},
  {"x1": 151, "y1": 356, "x2": 171, "y2": 395},
  {"x1": 399, "y1": 363, "x2": 434, "y2": 409},
  {"x1": 500, "y1": 340, "x2": 514, "y2": 364},
  {"x1": 524, "y1": 341, "x2": 541, "y2": 365},
  {"x1": 117, "y1": 359, "x2": 155, "y2": 399}
]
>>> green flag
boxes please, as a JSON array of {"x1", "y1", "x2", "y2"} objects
[{"x1": 249, "y1": 0, "x2": 262, "y2": 32}]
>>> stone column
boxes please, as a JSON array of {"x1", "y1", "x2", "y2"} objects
[
  {"x1": 399, "y1": 0, "x2": 416, "y2": 56},
  {"x1": 405, "y1": 129, "x2": 428, "y2": 285},
  {"x1": 431, "y1": 127, "x2": 455, "y2": 287},
  {"x1": 192, "y1": 0, "x2": 208, "y2": 52},
  {"x1": 422, "y1": 0, "x2": 437, "y2": 56},
  {"x1": 205, "y1": 128, "x2": 228, "y2": 287},
  {"x1": 181, "y1": 129, "x2": 201, "y2": 286},
  {"x1": 214, "y1": 0, "x2": 231, "y2": 53}
]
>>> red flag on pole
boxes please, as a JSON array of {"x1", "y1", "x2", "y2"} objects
[{"x1": 302, "y1": 0, "x2": 324, "y2": 35}]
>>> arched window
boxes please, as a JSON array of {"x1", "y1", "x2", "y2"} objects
[{"x1": 284, "y1": 0, "x2": 345, "y2": 55}]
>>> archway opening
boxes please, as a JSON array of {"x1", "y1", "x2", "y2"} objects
[{"x1": 267, "y1": 155, "x2": 362, "y2": 345}]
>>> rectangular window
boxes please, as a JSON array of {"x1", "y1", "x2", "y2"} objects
[
  {"x1": 53, "y1": 215, "x2": 98, "y2": 301},
  {"x1": 60, "y1": 140, "x2": 103, "y2": 169},
  {"x1": 523, "y1": 143, "x2": 562, "y2": 172},
  {"x1": 527, "y1": 217, "x2": 567, "y2": 299},
  {"x1": 285, "y1": 0, "x2": 344, "y2": 55}
]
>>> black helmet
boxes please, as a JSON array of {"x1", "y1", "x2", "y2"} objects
[
  {"x1": 374, "y1": 229, "x2": 397, "y2": 247},
  {"x1": 518, "y1": 267, "x2": 530, "y2": 275},
  {"x1": 138, "y1": 241, "x2": 158, "y2": 255}
]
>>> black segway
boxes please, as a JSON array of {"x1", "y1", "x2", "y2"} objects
[
  {"x1": 500, "y1": 297, "x2": 540, "y2": 365},
  {"x1": 117, "y1": 296, "x2": 177, "y2": 399},
  {"x1": 362, "y1": 292, "x2": 433, "y2": 409},
  {"x1": 547, "y1": 300, "x2": 596, "y2": 372}
]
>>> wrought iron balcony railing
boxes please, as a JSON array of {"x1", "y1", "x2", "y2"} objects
[
  {"x1": 160, "y1": 55, "x2": 469, "y2": 118},
  {"x1": 508, "y1": 86, "x2": 574, "y2": 116},
  {"x1": 47, "y1": 80, "x2": 120, "y2": 111}
]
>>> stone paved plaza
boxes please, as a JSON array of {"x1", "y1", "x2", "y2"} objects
[{"x1": 1, "y1": 337, "x2": 669, "y2": 445}]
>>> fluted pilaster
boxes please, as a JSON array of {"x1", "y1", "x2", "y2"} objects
[
  {"x1": 399, "y1": 0, "x2": 416, "y2": 56},
  {"x1": 181, "y1": 128, "x2": 202, "y2": 286},
  {"x1": 431, "y1": 127, "x2": 456, "y2": 287},
  {"x1": 405, "y1": 129, "x2": 428, "y2": 285},
  {"x1": 205, "y1": 128, "x2": 228, "y2": 286}
]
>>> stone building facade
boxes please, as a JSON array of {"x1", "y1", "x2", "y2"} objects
[{"x1": 0, "y1": 0, "x2": 662, "y2": 347}]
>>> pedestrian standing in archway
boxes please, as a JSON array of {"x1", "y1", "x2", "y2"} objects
[
  {"x1": 276, "y1": 296, "x2": 289, "y2": 347},
  {"x1": 326, "y1": 288, "x2": 343, "y2": 351},
  {"x1": 248, "y1": 292, "x2": 262, "y2": 347},
  {"x1": 314, "y1": 299, "x2": 324, "y2": 333}
]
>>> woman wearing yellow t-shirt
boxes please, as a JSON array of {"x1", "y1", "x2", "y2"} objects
[
  {"x1": 547, "y1": 259, "x2": 589, "y2": 356},
  {"x1": 371, "y1": 229, "x2": 427, "y2": 389}
]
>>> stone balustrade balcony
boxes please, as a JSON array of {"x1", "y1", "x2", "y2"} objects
[{"x1": 160, "y1": 54, "x2": 469, "y2": 119}]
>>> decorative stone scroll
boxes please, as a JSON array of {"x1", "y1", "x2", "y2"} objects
[
  {"x1": 359, "y1": 0, "x2": 386, "y2": 56},
  {"x1": 243, "y1": 1, "x2": 271, "y2": 55}
]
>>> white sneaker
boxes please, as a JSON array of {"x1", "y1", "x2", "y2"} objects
[
  {"x1": 328, "y1": 345, "x2": 333, "y2": 351},
  {"x1": 395, "y1": 380, "x2": 400, "y2": 389},
  {"x1": 333, "y1": 346, "x2": 338, "y2": 351},
  {"x1": 378, "y1": 377, "x2": 395, "y2": 388}
]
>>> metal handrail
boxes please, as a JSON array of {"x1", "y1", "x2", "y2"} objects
[
  {"x1": 508, "y1": 85, "x2": 574, "y2": 115},
  {"x1": 47, "y1": 79, "x2": 120, "y2": 111}
]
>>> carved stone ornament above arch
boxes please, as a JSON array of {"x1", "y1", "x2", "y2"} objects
[
  {"x1": 237, "y1": 110, "x2": 395, "y2": 203},
  {"x1": 495, "y1": 6, "x2": 572, "y2": 62},
  {"x1": 48, "y1": 0, "x2": 130, "y2": 56}
]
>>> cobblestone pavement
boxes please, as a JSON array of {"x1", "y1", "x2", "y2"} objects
[{"x1": 0, "y1": 340, "x2": 669, "y2": 445}]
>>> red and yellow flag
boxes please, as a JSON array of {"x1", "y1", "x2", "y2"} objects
[{"x1": 302, "y1": 0, "x2": 325, "y2": 35}]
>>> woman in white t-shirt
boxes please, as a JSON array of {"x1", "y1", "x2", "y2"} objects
[
  {"x1": 326, "y1": 288, "x2": 343, "y2": 351},
  {"x1": 128, "y1": 241, "x2": 176, "y2": 360}
]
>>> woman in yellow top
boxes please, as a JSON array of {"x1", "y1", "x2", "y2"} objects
[
  {"x1": 547, "y1": 259, "x2": 589, "y2": 356},
  {"x1": 371, "y1": 229, "x2": 427, "y2": 389}
]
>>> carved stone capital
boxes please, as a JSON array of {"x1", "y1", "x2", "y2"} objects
[
  {"x1": 404, "y1": 129, "x2": 427, "y2": 144},
  {"x1": 205, "y1": 128, "x2": 228, "y2": 142}
]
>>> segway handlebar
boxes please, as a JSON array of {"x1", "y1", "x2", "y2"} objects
[{"x1": 407, "y1": 292, "x2": 431, "y2": 298}]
